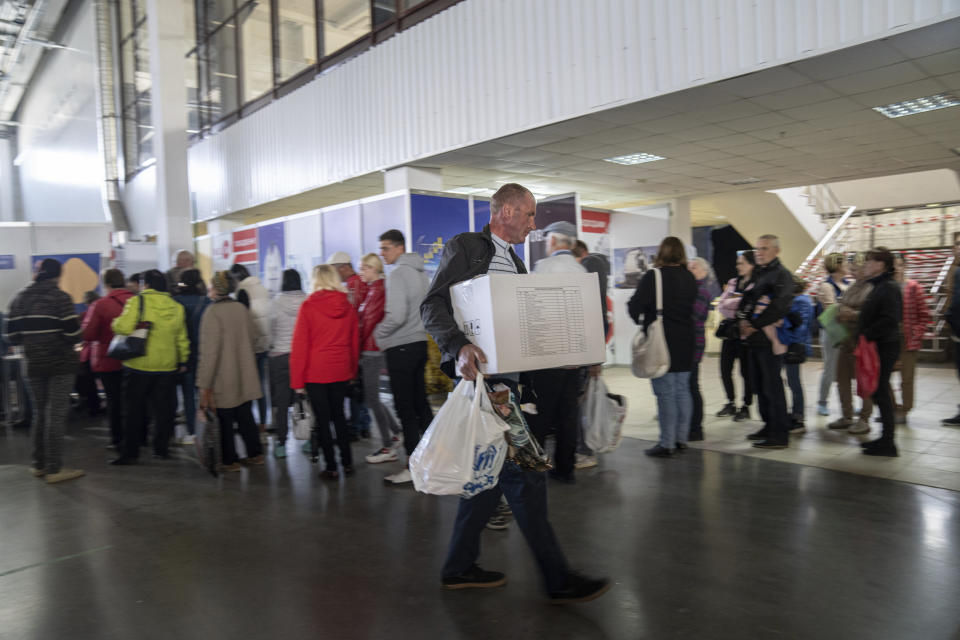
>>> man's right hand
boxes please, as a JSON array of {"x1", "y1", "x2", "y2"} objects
[{"x1": 456, "y1": 344, "x2": 487, "y2": 381}]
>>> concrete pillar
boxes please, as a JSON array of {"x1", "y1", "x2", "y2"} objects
[
  {"x1": 669, "y1": 197, "x2": 692, "y2": 246},
  {"x1": 384, "y1": 166, "x2": 443, "y2": 192},
  {"x1": 145, "y1": 0, "x2": 192, "y2": 270},
  {"x1": 0, "y1": 137, "x2": 17, "y2": 221}
]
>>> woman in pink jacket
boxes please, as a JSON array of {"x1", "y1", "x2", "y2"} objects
[{"x1": 715, "y1": 250, "x2": 755, "y2": 421}]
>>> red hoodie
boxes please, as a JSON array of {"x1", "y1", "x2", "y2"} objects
[
  {"x1": 81, "y1": 288, "x2": 135, "y2": 372},
  {"x1": 290, "y1": 289, "x2": 359, "y2": 388}
]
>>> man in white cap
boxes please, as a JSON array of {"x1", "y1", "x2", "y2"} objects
[
  {"x1": 327, "y1": 252, "x2": 368, "y2": 311},
  {"x1": 531, "y1": 220, "x2": 590, "y2": 483}
]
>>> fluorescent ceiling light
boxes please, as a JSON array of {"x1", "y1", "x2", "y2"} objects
[
  {"x1": 603, "y1": 152, "x2": 665, "y2": 165},
  {"x1": 872, "y1": 93, "x2": 959, "y2": 118},
  {"x1": 925, "y1": 203, "x2": 942, "y2": 207}
]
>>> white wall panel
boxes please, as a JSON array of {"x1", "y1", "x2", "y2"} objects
[{"x1": 187, "y1": 0, "x2": 960, "y2": 220}]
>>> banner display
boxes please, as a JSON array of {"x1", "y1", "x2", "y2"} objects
[
  {"x1": 285, "y1": 213, "x2": 323, "y2": 290},
  {"x1": 31, "y1": 253, "x2": 101, "y2": 307},
  {"x1": 212, "y1": 232, "x2": 233, "y2": 272},
  {"x1": 410, "y1": 194, "x2": 470, "y2": 276},
  {"x1": 362, "y1": 195, "x2": 406, "y2": 257},
  {"x1": 473, "y1": 199, "x2": 525, "y2": 261},
  {"x1": 613, "y1": 246, "x2": 659, "y2": 289},
  {"x1": 530, "y1": 196, "x2": 576, "y2": 270},
  {"x1": 258, "y1": 221, "x2": 285, "y2": 295},
  {"x1": 233, "y1": 228, "x2": 258, "y2": 264}
]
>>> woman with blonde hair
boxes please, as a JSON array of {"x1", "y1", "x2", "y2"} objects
[
  {"x1": 290, "y1": 264, "x2": 359, "y2": 479},
  {"x1": 357, "y1": 253, "x2": 402, "y2": 464}
]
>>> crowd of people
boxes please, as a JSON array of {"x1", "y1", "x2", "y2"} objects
[{"x1": 3, "y1": 185, "x2": 959, "y2": 603}]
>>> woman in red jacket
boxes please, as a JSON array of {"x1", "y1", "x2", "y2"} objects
[
  {"x1": 358, "y1": 254, "x2": 402, "y2": 464},
  {"x1": 81, "y1": 269, "x2": 134, "y2": 448},
  {"x1": 290, "y1": 264, "x2": 359, "y2": 479}
]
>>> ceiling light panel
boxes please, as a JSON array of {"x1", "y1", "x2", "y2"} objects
[
  {"x1": 872, "y1": 93, "x2": 960, "y2": 118},
  {"x1": 603, "y1": 152, "x2": 666, "y2": 165}
]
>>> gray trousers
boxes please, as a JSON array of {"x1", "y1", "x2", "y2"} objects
[
  {"x1": 269, "y1": 354, "x2": 292, "y2": 443},
  {"x1": 28, "y1": 373, "x2": 73, "y2": 474},
  {"x1": 361, "y1": 352, "x2": 400, "y2": 448},
  {"x1": 818, "y1": 330, "x2": 839, "y2": 406}
]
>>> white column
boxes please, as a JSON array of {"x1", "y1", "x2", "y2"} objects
[
  {"x1": 669, "y1": 197, "x2": 692, "y2": 246},
  {"x1": 0, "y1": 137, "x2": 16, "y2": 221},
  {"x1": 384, "y1": 166, "x2": 443, "y2": 192},
  {"x1": 145, "y1": 0, "x2": 192, "y2": 270}
]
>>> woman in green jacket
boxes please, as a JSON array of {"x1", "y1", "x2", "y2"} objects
[{"x1": 110, "y1": 270, "x2": 190, "y2": 465}]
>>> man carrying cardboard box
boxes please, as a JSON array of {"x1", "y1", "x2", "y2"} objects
[{"x1": 420, "y1": 183, "x2": 610, "y2": 604}]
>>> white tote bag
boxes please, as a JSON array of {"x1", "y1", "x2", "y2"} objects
[
  {"x1": 291, "y1": 395, "x2": 313, "y2": 441},
  {"x1": 631, "y1": 267, "x2": 671, "y2": 379}
]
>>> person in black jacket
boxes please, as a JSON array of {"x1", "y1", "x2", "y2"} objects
[
  {"x1": 737, "y1": 234, "x2": 795, "y2": 449},
  {"x1": 943, "y1": 232, "x2": 960, "y2": 427},
  {"x1": 420, "y1": 182, "x2": 610, "y2": 604},
  {"x1": 628, "y1": 237, "x2": 697, "y2": 457},
  {"x1": 859, "y1": 248, "x2": 903, "y2": 457}
]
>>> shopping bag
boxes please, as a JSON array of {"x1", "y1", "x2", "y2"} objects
[
  {"x1": 631, "y1": 268, "x2": 670, "y2": 379},
  {"x1": 107, "y1": 294, "x2": 151, "y2": 360},
  {"x1": 854, "y1": 335, "x2": 880, "y2": 399},
  {"x1": 195, "y1": 408, "x2": 221, "y2": 477},
  {"x1": 582, "y1": 377, "x2": 627, "y2": 454},
  {"x1": 817, "y1": 303, "x2": 848, "y2": 347},
  {"x1": 461, "y1": 387, "x2": 510, "y2": 498},
  {"x1": 291, "y1": 395, "x2": 313, "y2": 441},
  {"x1": 409, "y1": 375, "x2": 483, "y2": 495}
]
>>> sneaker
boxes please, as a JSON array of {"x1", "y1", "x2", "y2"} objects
[
  {"x1": 817, "y1": 403, "x2": 829, "y2": 417},
  {"x1": 365, "y1": 448, "x2": 399, "y2": 464},
  {"x1": 733, "y1": 407, "x2": 750, "y2": 422},
  {"x1": 828, "y1": 418, "x2": 853, "y2": 430},
  {"x1": 942, "y1": 413, "x2": 960, "y2": 427},
  {"x1": 243, "y1": 455, "x2": 265, "y2": 466},
  {"x1": 863, "y1": 444, "x2": 899, "y2": 457},
  {"x1": 390, "y1": 435, "x2": 403, "y2": 448},
  {"x1": 220, "y1": 462, "x2": 243, "y2": 472},
  {"x1": 688, "y1": 431, "x2": 704, "y2": 442},
  {"x1": 847, "y1": 420, "x2": 871, "y2": 435},
  {"x1": 674, "y1": 443, "x2": 688, "y2": 452},
  {"x1": 715, "y1": 403, "x2": 736, "y2": 417},
  {"x1": 30, "y1": 468, "x2": 45, "y2": 477},
  {"x1": 746, "y1": 429, "x2": 769, "y2": 441},
  {"x1": 547, "y1": 572, "x2": 612, "y2": 604},
  {"x1": 574, "y1": 453, "x2": 598, "y2": 469},
  {"x1": 644, "y1": 444, "x2": 674, "y2": 457},
  {"x1": 485, "y1": 514, "x2": 511, "y2": 530},
  {"x1": 274, "y1": 444, "x2": 287, "y2": 459},
  {"x1": 179, "y1": 434, "x2": 196, "y2": 445},
  {"x1": 384, "y1": 468, "x2": 412, "y2": 484},
  {"x1": 789, "y1": 422, "x2": 806, "y2": 435},
  {"x1": 45, "y1": 468, "x2": 85, "y2": 484},
  {"x1": 752, "y1": 440, "x2": 788, "y2": 449},
  {"x1": 441, "y1": 565, "x2": 506, "y2": 590}
]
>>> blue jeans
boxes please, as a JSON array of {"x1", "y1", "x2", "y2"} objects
[
  {"x1": 785, "y1": 362, "x2": 804, "y2": 420},
  {"x1": 650, "y1": 371, "x2": 692, "y2": 448},
  {"x1": 442, "y1": 461, "x2": 569, "y2": 593}
]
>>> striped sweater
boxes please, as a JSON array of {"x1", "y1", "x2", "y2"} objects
[{"x1": 5, "y1": 279, "x2": 81, "y2": 376}]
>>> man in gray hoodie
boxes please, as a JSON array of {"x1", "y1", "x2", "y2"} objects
[{"x1": 376, "y1": 229, "x2": 434, "y2": 484}]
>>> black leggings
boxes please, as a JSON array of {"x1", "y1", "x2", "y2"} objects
[
  {"x1": 873, "y1": 340, "x2": 901, "y2": 444},
  {"x1": 720, "y1": 338, "x2": 752, "y2": 406},
  {"x1": 305, "y1": 381, "x2": 352, "y2": 471}
]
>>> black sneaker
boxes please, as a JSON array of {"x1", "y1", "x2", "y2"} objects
[
  {"x1": 441, "y1": 565, "x2": 506, "y2": 590},
  {"x1": 863, "y1": 444, "x2": 898, "y2": 457},
  {"x1": 942, "y1": 413, "x2": 960, "y2": 427},
  {"x1": 674, "y1": 443, "x2": 688, "y2": 452},
  {"x1": 752, "y1": 440, "x2": 788, "y2": 449},
  {"x1": 733, "y1": 406, "x2": 750, "y2": 422},
  {"x1": 715, "y1": 403, "x2": 736, "y2": 417},
  {"x1": 746, "y1": 429, "x2": 769, "y2": 441},
  {"x1": 548, "y1": 572, "x2": 612, "y2": 604},
  {"x1": 644, "y1": 444, "x2": 675, "y2": 457},
  {"x1": 688, "y1": 431, "x2": 704, "y2": 442}
]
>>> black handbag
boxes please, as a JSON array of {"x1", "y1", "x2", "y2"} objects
[
  {"x1": 784, "y1": 342, "x2": 807, "y2": 364},
  {"x1": 715, "y1": 318, "x2": 739, "y2": 340},
  {"x1": 106, "y1": 294, "x2": 150, "y2": 360},
  {"x1": 346, "y1": 365, "x2": 365, "y2": 403}
]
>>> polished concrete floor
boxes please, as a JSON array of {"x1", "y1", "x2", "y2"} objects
[{"x1": 2, "y1": 410, "x2": 960, "y2": 639}]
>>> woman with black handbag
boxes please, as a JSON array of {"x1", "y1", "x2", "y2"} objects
[
  {"x1": 715, "y1": 250, "x2": 755, "y2": 421},
  {"x1": 778, "y1": 275, "x2": 814, "y2": 434}
]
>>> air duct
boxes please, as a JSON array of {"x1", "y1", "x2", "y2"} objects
[{"x1": 92, "y1": 0, "x2": 129, "y2": 231}]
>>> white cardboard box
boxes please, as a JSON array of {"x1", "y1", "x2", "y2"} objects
[{"x1": 451, "y1": 273, "x2": 606, "y2": 374}]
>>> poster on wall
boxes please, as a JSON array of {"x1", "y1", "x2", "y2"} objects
[
  {"x1": 613, "y1": 246, "x2": 659, "y2": 289},
  {"x1": 233, "y1": 228, "x2": 258, "y2": 266},
  {"x1": 212, "y1": 231, "x2": 233, "y2": 272},
  {"x1": 410, "y1": 194, "x2": 470, "y2": 276},
  {"x1": 257, "y1": 221, "x2": 285, "y2": 295},
  {"x1": 530, "y1": 196, "x2": 576, "y2": 269},
  {"x1": 285, "y1": 213, "x2": 323, "y2": 290},
  {"x1": 580, "y1": 209, "x2": 612, "y2": 258},
  {"x1": 473, "y1": 200, "x2": 526, "y2": 261},
  {"x1": 31, "y1": 253, "x2": 101, "y2": 307}
]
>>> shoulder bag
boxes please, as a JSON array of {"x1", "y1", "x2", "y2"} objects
[
  {"x1": 106, "y1": 294, "x2": 150, "y2": 360},
  {"x1": 631, "y1": 268, "x2": 671, "y2": 379}
]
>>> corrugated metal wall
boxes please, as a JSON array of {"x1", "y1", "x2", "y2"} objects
[{"x1": 188, "y1": 0, "x2": 960, "y2": 219}]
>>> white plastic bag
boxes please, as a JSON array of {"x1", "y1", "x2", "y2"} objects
[
  {"x1": 291, "y1": 395, "x2": 313, "y2": 441},
  {"x1": 582, "y1": 377, "x2": 627, "y2": 454},
  {"x1": 461, "y1": 387, "x2": 510, "y2": 498}
]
